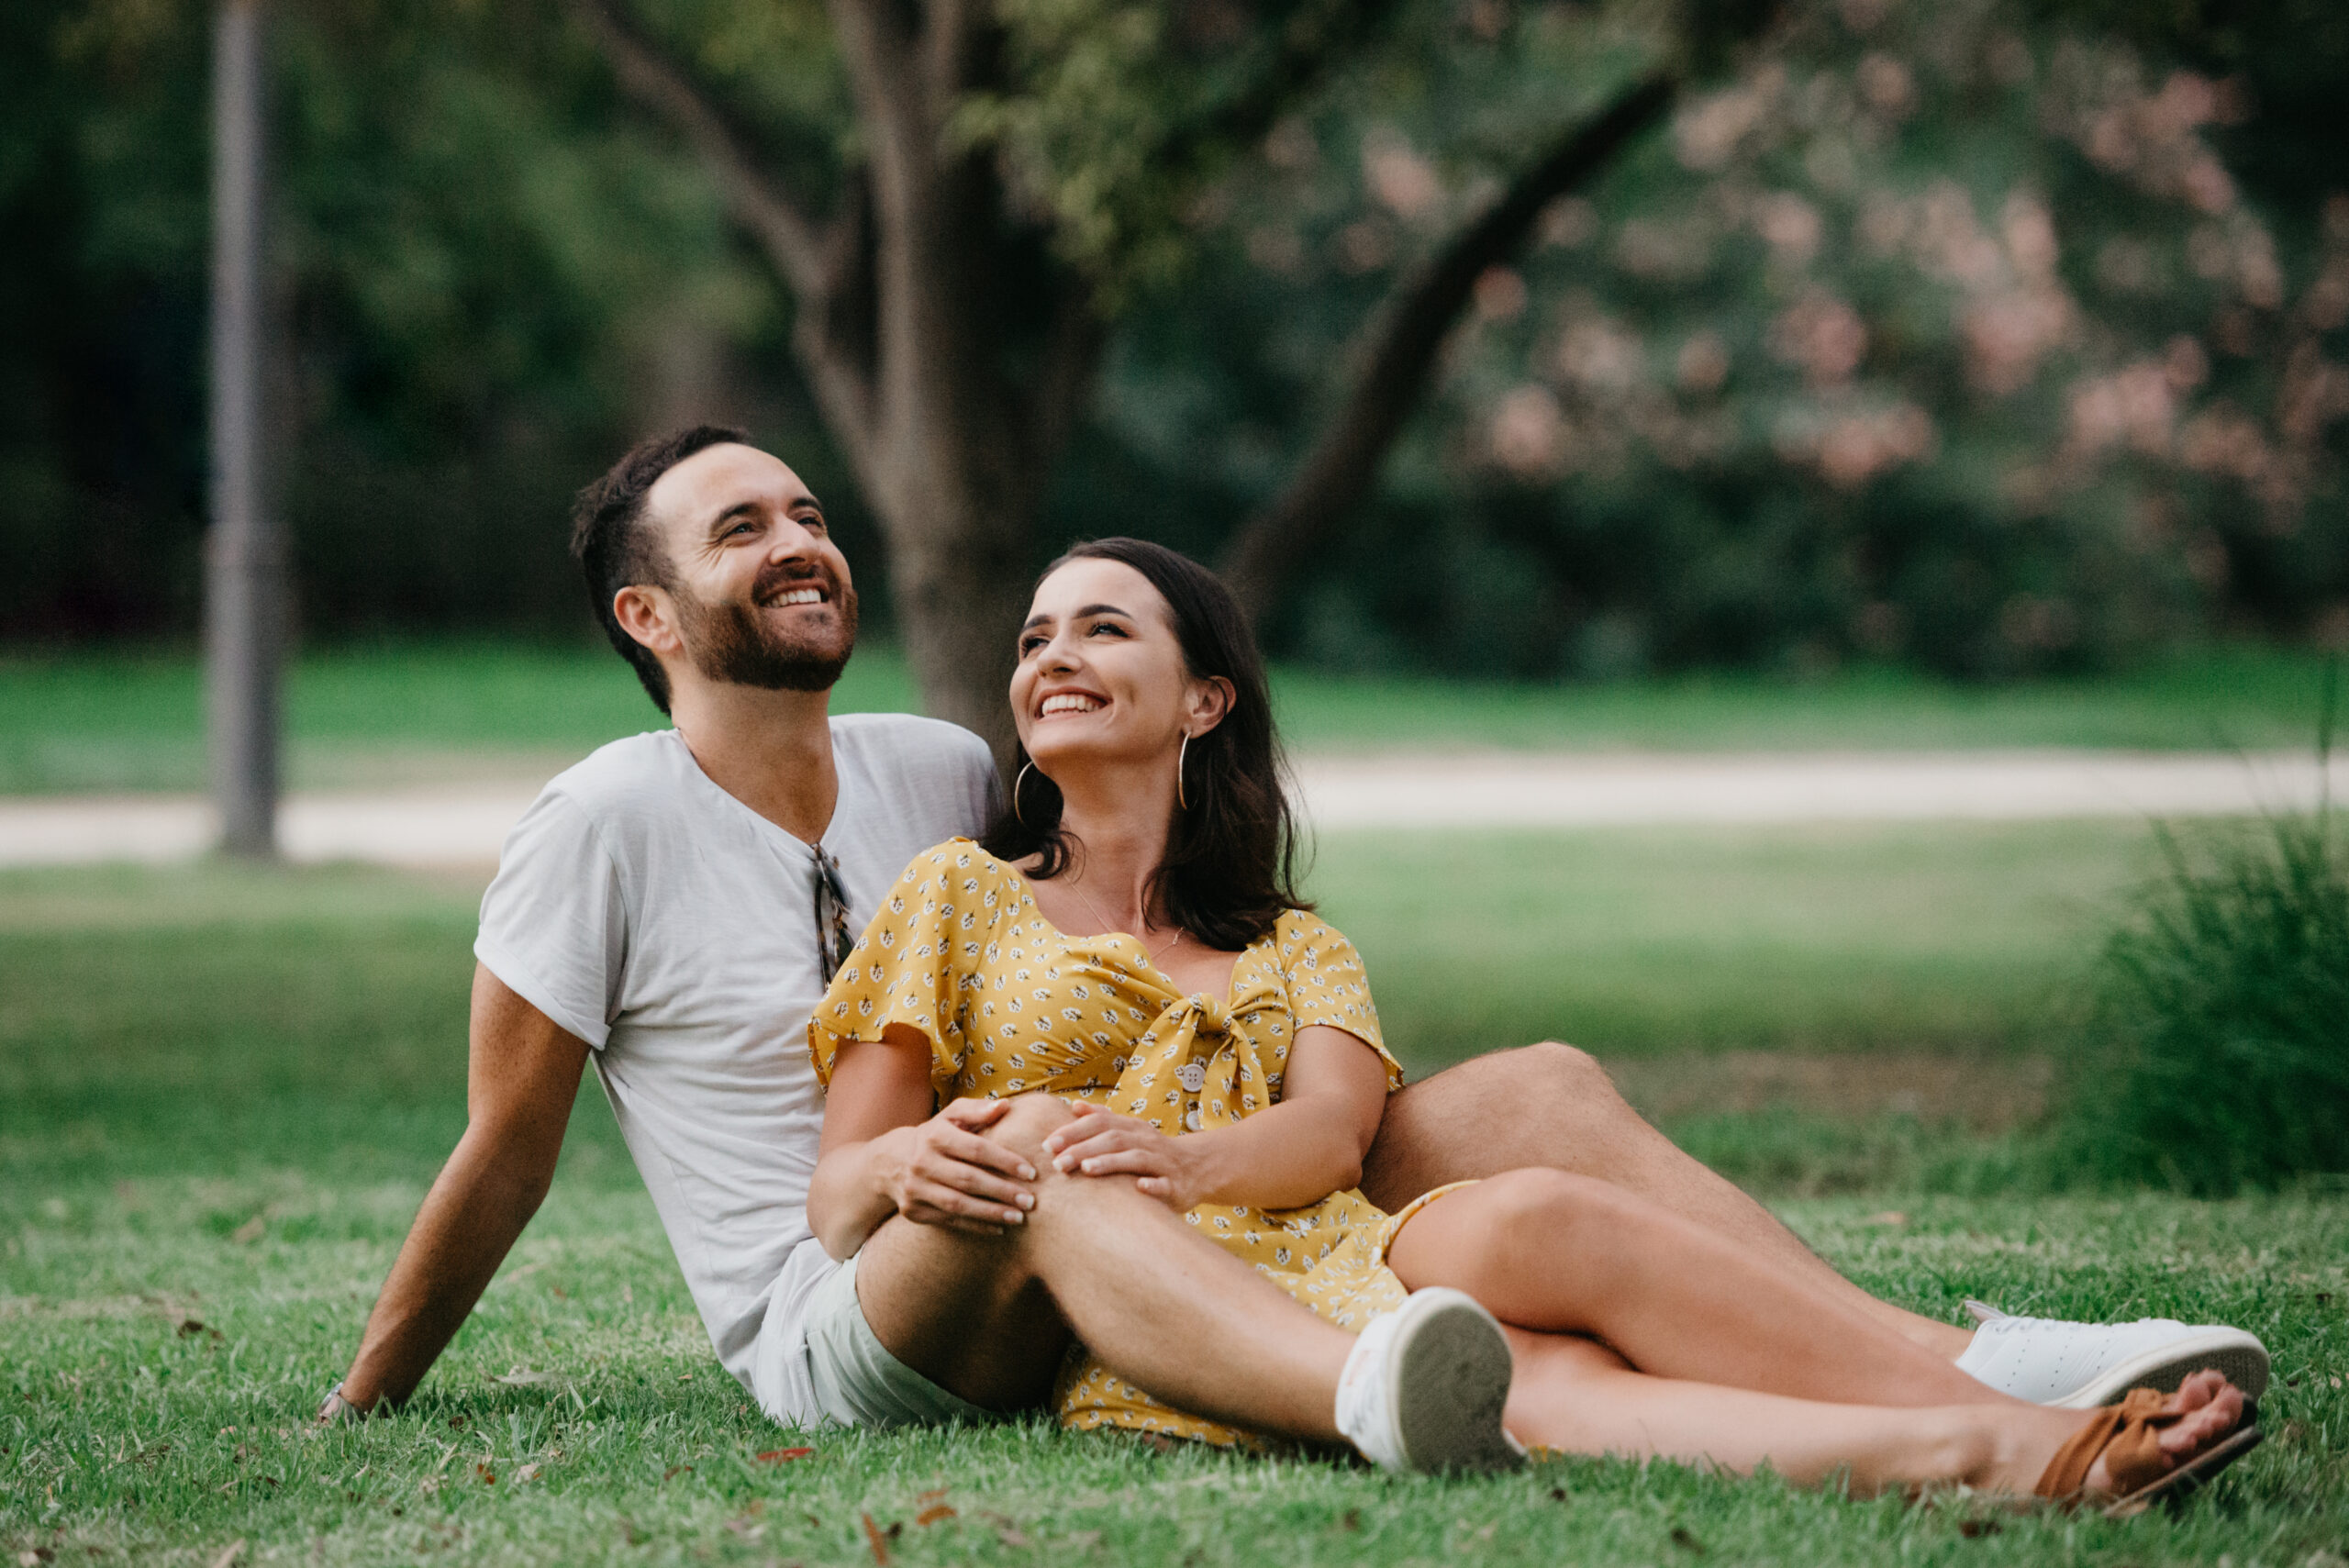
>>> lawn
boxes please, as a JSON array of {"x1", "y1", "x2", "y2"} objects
[
  {"x1": 5, "y1": 845, "x2": 2343, "y2": 1563},
  {"x1": 1, "y1": 640, "x2": 2337, "y2": 794}
]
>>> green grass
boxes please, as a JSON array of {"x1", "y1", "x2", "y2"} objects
[
  {"x1": 1316, "y1": 819, "x2": 2166, "y2": 1065},
  {"x1": 6, "y1": 851, "x2": 2344, "y2": 1562},
  {"x1": 2, "y1": 639, "x2": 2338, "y2": 794}
]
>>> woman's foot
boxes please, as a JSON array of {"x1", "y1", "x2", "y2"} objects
[{"x1": 1996, "y1": 1369, "x2": 2247, "y2": 1501}]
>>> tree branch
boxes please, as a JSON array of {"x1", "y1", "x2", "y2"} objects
[
  {"x1": 1217, "y1": 74, "x2": 1676, "y2": 625},
  {"x1": 564, "y1": 0, "x2": 828, "y2": 298}
]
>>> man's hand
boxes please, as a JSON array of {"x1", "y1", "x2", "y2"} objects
[
  {"x1": 1041, "y1": 1104, "x2": 1201, "y2": 1211},
  {"x1": 871, "y1": 1097, "x2": 1037, "y2": 1232}
]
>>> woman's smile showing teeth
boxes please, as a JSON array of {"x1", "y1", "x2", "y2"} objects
[{"x1": 1040, "y1": 693, "x2": 1104, "y2": 717}]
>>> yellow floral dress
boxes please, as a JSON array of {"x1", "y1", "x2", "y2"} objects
[{"x1": 808, "y1": 839, "x2": 1436, "y2": 1446}]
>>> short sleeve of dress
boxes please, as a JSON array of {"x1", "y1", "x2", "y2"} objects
[
  {"x1": 1280, "y1": 913, "x2": 1406, "y2": 1091},
  {"x1": 808, "y1": 840, "x2": 1000, "y2": 1104}
]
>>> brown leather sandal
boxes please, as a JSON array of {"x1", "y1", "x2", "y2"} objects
[{"x1": 2035, "y1": 1386, "x2": 2264, "y2": 1519}]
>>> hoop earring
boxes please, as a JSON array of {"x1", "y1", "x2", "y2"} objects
[
  {"x1": 1013, "y1": 761, "x2": 1036, "y2": 828},
  {"x1": 1175, "y1": 732, "x2": 1191, "y2": 811}
]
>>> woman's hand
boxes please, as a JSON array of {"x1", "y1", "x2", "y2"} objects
[
  {"x1": 872, "y1": 1097, "x2": 1039, "y2": 1232},
  {"x1": 1041, "y1": 1104, "x2": 1203, "y2": 1210}
]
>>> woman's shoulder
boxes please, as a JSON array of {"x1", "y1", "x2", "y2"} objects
[
  {"x1": 893, "y1": 839, "x2": 1030, "y2": 903},
  {"x1": 1260, "y1": 908, "x2": 1362, "y2": 971}
]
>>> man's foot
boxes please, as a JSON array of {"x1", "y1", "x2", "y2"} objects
[
  {"x1": 1956, "y1": 1305, "x2": 2269, "y2": 1408},
  {"x1": 1335, "y1": 1288, "x2": 1523, "y2": 1474}
]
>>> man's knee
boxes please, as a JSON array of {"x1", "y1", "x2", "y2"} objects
[{"x1": 1508, "y1": 1040, "x2": 1618, "y2": 1100}]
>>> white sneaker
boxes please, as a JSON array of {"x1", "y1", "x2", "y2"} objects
[
  {"x1": 1955, "y1": 1301, "x2": 2270, "y2": 1409},
  {"x1": 1334, "y1": 1288, "x2": 1524, "y2": 1473}
]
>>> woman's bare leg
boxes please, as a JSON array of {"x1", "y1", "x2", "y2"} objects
[
  {"x1": 1502, "y1": 1331, "x2": 2248, "y2": 1499},
  {"x1": 1387, "y1": 1169, "x2": 2017, "y2": 1409}
]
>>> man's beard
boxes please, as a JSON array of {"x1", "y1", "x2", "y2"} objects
[{"x1": 674, "y1": 564, "x2": 859, "y2": 694}]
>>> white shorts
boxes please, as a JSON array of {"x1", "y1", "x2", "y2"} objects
[{"x1": 751, "y1": 1245, "x2": 995, "y2": 1430}]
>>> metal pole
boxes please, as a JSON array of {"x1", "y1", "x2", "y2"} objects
[{"x1": 206, "y1": 0, "x2": 282, "y2": 858}]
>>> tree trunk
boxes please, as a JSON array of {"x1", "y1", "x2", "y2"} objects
[{"x1": 206, "y1": 0, "x2": 283, "y2": 858}]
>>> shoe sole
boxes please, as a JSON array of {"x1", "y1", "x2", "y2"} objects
[
  {"x1": 2101, "y1": 1424, "x2": 2263, "y2": 1519},
  {"x1": 1386, "y1": 1289, "x2": 1524, "y2": 1474},
  {"x1": 2050, "y1": 1330, "x2": 2271, "y2": 1410}
]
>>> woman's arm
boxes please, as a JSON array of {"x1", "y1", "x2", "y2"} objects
[
  {"x1": 1040, "y1": 1024, "x2": 1389, "y2": 1211},
  {"x1": 807, "y1": 1024, "x2": 1041, "y2": 1260}
]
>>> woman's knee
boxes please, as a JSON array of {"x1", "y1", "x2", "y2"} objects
[
  {"x1": 983, "y1": 1093, "x2": 1076, "y2": 1158},
  {"x1": 1476, "y1": 1167, "x2": 1640, "y2": 1246}
]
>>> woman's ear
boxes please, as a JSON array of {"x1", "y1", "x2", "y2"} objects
[{"x1": 1186, "y1": 675, "x2": 1237, "y2": 736}]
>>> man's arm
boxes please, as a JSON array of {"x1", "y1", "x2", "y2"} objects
[{"x1": 328, "y1": 963, "x2": 590, "y2": 1415}]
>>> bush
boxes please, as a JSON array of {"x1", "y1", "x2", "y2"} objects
[{"x1": 2067, "y1": 795, "x2": 2349, "y2": 1195}]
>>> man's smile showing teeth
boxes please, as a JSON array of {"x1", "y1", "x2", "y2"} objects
[
  {"x1": 768, "y1": 586, "x2": 826, "y2": 606},
  {"x1": 1040, "y1": 694, "x2": 1104, "y2": 716}
]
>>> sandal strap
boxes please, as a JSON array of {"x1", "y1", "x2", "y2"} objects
[{"x1": 2036, "y1": 1388, "x2": 2177, "y2": 1501}]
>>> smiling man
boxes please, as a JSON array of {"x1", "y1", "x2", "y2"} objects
[{"x1": 319, "y1": 425, "x2": 2267, "y2": 1456}]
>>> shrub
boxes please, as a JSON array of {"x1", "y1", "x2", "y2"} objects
[{"x1": 2067, "y1": 789, "x2": 2349, "y2": 1196}]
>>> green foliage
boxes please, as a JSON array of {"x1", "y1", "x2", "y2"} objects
[
  {"x1": 2066, "y1": 802, "x2": 2349, "y2": 1195},
  {"x1": 1103, "y1": 0, "x2": 2349, "y2": 677}
]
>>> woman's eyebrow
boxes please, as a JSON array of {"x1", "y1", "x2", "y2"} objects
[{"x1": 1021, "y1": 602, "x2": 1130, "y2": 630}]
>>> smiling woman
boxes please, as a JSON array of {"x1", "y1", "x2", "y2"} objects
[{"x1": 983, "y1": 537, "x2": 1310, "y2": 957}]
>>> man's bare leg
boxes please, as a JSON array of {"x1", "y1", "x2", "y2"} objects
[
  {"x1": 1360, "y1": 1043, "x2": 1974, "y2": 1358},
  {"x1": 852, "y1": 1095, "x2": 1355, "y2": 1440}
]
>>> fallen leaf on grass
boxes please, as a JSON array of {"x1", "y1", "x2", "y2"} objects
[
  {"x1": 228, "y1": 1217, "x2": 264, "y2": 1246},
  {"x1": 19, "y1": 1550, "x2": 57, "y2": 1567},
  {"x1": 754, "y1": 1447, "x2": 814, "y2": 1464},
  {"x1": 514, "y1": 1462, "x2": 542, "y2": 1485},
  {"x1": 915, "y1": 1504, "x2": 956, "y2": 1527},
  {"x1": 1863, "y1": 1211, "x2": 1908, "y2": 1228},
  {"x1": 173, "y1": 1317, "x2": 223, "y2": 1341},
  {"x1": 495, "y1": 1367, "x2": 561, "y2": 1387},
  {"x1": 861, "y1": 1512, "x2": 894, "y2": 1565},
  {"x1": 207, "y1": 1544, "x2": 246, "y2": 1568},
  {"x1": 985, "y1": 1514, "x2": 1033, "y2": 1550},
  {"x1": 1670, "y1": 1526, "x2": 1707, "y2": 1554},
  {"x1": 474, "y1": 1462, "x2": 496, "y2": 1485}
]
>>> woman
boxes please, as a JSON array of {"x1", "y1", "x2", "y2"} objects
[{"x1": 807, "y1": 538, "x2": 2255, "y2": 1507}]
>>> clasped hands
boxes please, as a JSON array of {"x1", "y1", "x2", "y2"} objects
[{"x1": 882, "y1": 1097, "x2": 1196, "y2": 1233}]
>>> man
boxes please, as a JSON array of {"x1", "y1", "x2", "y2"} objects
[{"x1": 319, "y1": 426, "x2": 2266, "y2": 1452}]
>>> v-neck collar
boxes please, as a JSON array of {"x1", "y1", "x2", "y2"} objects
[{"x1": 666, "y1": 727, "x2": 838, "y2": 864}]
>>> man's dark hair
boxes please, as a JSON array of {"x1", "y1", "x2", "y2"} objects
[
  {"x1": 980, "y1": 537, "x2": 1311, "y2": 950},
  {"x1": 570, "y1": 424, "x2": 750, "y2": 714}
]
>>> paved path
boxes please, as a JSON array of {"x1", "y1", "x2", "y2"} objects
[{"x1": 0, "y1": 749, "x2": 2331, "y2": 868}]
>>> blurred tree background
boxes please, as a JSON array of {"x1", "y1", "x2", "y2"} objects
[{"x1": 5, "y1": 0, "x2": 2346, "y2": 695}]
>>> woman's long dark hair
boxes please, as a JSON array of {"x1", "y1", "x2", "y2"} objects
[{"x1": 979, "y1": 538, "x2": 1311, "y2": 951}]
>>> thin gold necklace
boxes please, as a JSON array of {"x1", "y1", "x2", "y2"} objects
[{"x1": 1068, "y1": 880, "x2": 1186, "y2": 967}]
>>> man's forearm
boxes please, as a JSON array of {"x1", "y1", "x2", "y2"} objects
[{"x1": 338, "y1": 1129, "x2": 555, "y2": 1409}]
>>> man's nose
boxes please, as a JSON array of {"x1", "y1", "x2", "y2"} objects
[{"x1": 764, "y1": 519, "x2": 824, "y2": 566}]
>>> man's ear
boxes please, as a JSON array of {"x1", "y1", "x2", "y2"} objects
[
  {"x1": 612, "y1": 584, "x2": 682, "y2": 660},
  {"x1": 1187, "y1": 675, "x2": 1237, "y2": 736}
]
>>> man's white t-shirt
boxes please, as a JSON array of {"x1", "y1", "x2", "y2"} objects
[{"x1": 472, "y1": 716, "x2": 996, "y2": 1420}]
